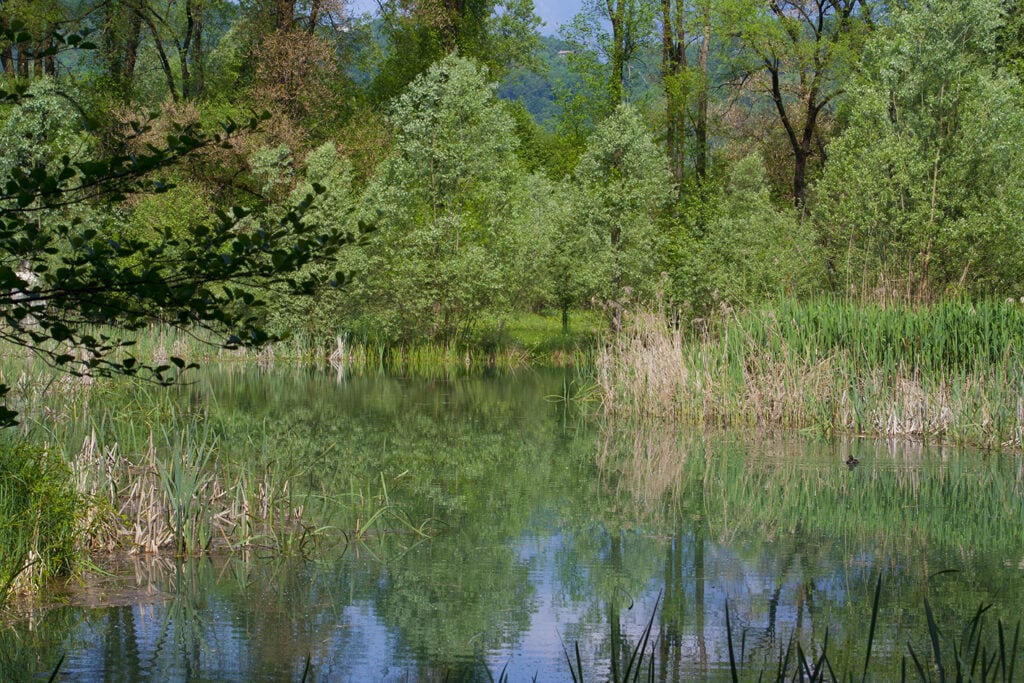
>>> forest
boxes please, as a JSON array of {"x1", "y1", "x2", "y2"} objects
[{"x1": 4, "y1": 0, "x2": 1024, "y2": 359}]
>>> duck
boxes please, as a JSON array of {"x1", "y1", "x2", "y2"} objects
[{"x1": 845, "y1": 455, "x2": 860, "y2": 468}]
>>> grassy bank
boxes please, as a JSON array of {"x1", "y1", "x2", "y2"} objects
[{"x1": 596, "y1": 299, "x2": 1024, "y2": 450}]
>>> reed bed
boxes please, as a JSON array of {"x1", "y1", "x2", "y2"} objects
[
  {"x1": 596, "y1": 300, "x2": 1024, "y2": 450},
  {"x1": 71, "y1": 422, "x2": 331, "y2": 556}
]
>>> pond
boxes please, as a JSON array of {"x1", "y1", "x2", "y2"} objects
[{"x1": 3, "y1": 366, "x2": 1024, "y2": 681}]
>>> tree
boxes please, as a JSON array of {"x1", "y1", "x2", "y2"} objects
[
  {"x1": 0, "y1": 73, "x2": 351, "y2": 426},
  {"x1": 0, "y1": 1, "x2": 66, "y2": 78},
  {"x1": 369, "y1": 0, "x2": 542, "y2": 103},
  {"x1": 661, "y1": 0, "x2": 712, "y2": 187},
  {"x1": 260, "y1": 142, "x2": 363, "y2": 338},
  {"x1": 567, "y1": 103, "x2": 671, "y2": 330},
  {"x1": 562, "y1": 0, "x2": 658, "y2": 108},
  {"x1": 670, "y1": 154, "x2": 818, "y2": 312},
  {"x1": 814, "y1": 0, "x2": 1024, "y2": 299},
  {"x1": 352, "y1": 55, "x2": 536, "y2": 344},
  {"x1": 725, "y1": 0, "x2": 875, "y2": 209}
]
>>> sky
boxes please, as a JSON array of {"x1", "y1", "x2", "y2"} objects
[{"x1": 346, "y1": 0, "x2": 585, "y2": 35}]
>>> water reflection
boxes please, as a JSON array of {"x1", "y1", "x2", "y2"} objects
[{"x1": 4, "y1": 368, "x2": 1024, "y2": 680}]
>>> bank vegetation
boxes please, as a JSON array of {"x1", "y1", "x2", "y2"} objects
[{"x1": 597, "y1": 299, "x2": 1024, "y2": 451}]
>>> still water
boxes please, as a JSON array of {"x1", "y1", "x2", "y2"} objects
[{"x1": 4, "y1": 367, "x2": 1024, "y2": 680}]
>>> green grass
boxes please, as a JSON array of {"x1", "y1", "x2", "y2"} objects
[
  {"x1": 0, "y1": 443, "x2": 81, "y2": 609},
  {"x1": 0, "y1": 311, "x2": 602, "y2": 383}
]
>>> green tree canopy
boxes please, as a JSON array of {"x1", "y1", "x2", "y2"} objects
[
  {"x1": 567, "y1": 102, "x2": 671, "y2": 328},
  {"x1": 352, "y1": 54, "x2": 539, "y2": 344},
  {"x1": 814, "y1": 0, "x2": 1024, "y2": 299}
]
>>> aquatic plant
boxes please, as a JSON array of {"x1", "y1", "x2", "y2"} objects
[
  {"x1": 596, "y1": 300, "x2": 1024, "y2": 450},
  {"x1": 717, "y1": 574, "x2": 1022, "y2": 682},
  {"x1": 71, "y1": 420, "x2": 330, "y2": 556}
]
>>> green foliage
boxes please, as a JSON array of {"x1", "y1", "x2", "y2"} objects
[
  {"x1": 560, "y1": 0, "x2": 658, "y2": 107},
  {"x1": 352, "y1": 55, "x2": 540, "y2": 344},
  {"x1": 0, "y1": 82, "x2": 351, "y2": 425},
  {"x1": 264, "y1": 142, "x2": 363, "y2": 339},
  {"x1": 720, "y1": 0, "x2": 876, "y2": 205},
  {"x1": 815, "y1": 0, "x2": 1024, "y2": 299},
  {"x1": 126, "y1": 180, "x2": 212, "y2": 248},
  {"x1": 369, "y1": 0, "x2": 542, "y2": 104},
  {"x1": 0, "y1": 442, "x2": 80, "y2": 606},
  {"x1": 0, "y1": 79, "x2": 94, "y2": 176},
  {"x1": 564, "y1": 103, "x2": 670, "y2": 325},
  {"x1": 498, "y1": 36, "x2": 582, "y2": 129},
  {"x1": 670, "y1": 155, "x2": 821, "y2": 312}
]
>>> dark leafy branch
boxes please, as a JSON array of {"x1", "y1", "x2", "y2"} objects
[{"x1": 0, "y1": 35, "x2": 366, "y2": 427}]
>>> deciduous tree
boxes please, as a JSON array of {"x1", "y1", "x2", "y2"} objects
[
  {"x1": 725, "y1": 0, "x2": 875, "y2": 209},
  {"x1": 814, "y1": 0, "x2": 1024, "y2": 299},
  {"x1": 568, "y1": 103, "x2": 671, "y2": 329},
  {"x1": 353, "y1": 55, "x2": 536, "y2": 343}
]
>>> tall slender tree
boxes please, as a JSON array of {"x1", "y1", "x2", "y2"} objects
[
  {"x1": 661, "y1": 0, "x2": 712, "y2": 187},
  {"x1": 563, "y1": 0, "x2": 657, "y2": 108}
]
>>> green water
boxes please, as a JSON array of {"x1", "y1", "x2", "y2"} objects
[{"x1": 3, "y1": 366, "x2": 1024, "y2": 681}]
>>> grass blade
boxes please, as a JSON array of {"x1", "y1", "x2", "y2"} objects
[
  {"x1": 908, "y1": 642, "x2": 928, "y2": 682},
  {"x1": 46, "y1": 654, "x2": 65, "y2": 683},
  {"x1": 622, "y1": 592, "x2": 660, "y2": 682},
  {"x1": 1007, "y1": 620, "x2": 1020, "y2": 682},
  {"x1": 862, "y1": 572, "x2": 882, "y2": 683},
  {"x1": 924, "y1": 596, "x2": 946, "y2": 683},
  {"x1": 560, "y1": 635, "x2": 583, "y2": 683},
  {"x1": 726, "y1": 600, "x2": 739, "y2": 683}
]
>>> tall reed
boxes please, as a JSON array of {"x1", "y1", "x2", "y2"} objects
[
  {"x1": 596, "y1": 300, "x2": 1024, "y2": 450},
  {"x1": 72, "y1": 420, "x2": 327, "y2": 556}
]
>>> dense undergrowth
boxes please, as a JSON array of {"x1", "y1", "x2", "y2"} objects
[{"x1": 597, "y1": 299, "x2": 1024, "y2": 450}]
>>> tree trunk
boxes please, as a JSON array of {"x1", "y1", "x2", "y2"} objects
[
  {"x1": 308, "y1": 0, "x2": 321, "y2": 35},
  {"x1": 607, "y1": 0, "x2": 625, "y2": 104},
  {"x1": 661, "y1": 0, "x2": 685, "y2": 187},
  {"x1": 180, "y1": 0, "x2": 194, "y2": 99},
  {"x1": 695, "y1": 0, "x2": 710, "y2": 182},
  {"x1": 768, "y1": 59, "x2": 814, "y2": 209},
  {"x1": 136, "y1": 7, "x2": 178, "y2": 102},
  {"x1": 124, "y1": 9, "x2": 141, "y2": 85},
  {"x1": 276, "y1": 0, "x2": 294, "y2": 30},
  {"x1": 193, "y1": 1, "x2": 204, "y2": 97},
  {"x1": 0, "y1": 12, "x2": 11, "y2": 76}
]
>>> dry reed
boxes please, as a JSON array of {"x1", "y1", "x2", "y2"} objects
[{"x1": 72, "y1": 428, "x2": 315, "y2": 555}]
